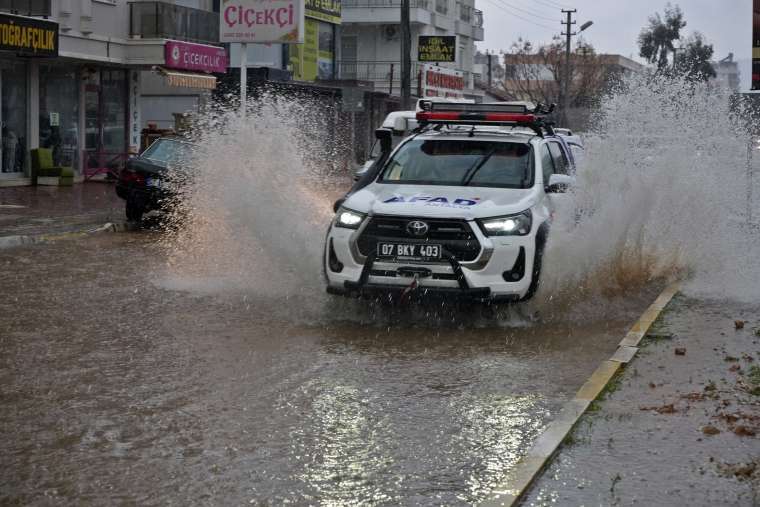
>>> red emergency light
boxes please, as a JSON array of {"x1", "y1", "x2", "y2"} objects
[
  {"x1": 416, "y1": 111, "x2": 537, "y2": 123},
  {"x1": 414, "y1": 100, "x2": 554, "y2": 136}
]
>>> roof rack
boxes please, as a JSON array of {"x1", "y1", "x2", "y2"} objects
[{"x1": 416, "y1": 100, "x2": 555, "y2": 137}]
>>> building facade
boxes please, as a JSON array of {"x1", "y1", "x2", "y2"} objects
[
  {"x1": 338, "y1": 0, "x2": 484, "y2": 101},
  {"x1": 0, "y1": 0, "x2": 224, "y2": 186},
  {"x1": 711, "y1": 53, "x2": 740, "y2": 92}
]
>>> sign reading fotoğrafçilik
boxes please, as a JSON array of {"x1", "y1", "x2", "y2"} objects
[
  {"x1": 0, "y1": 13, "x2": 58, "y2": 57},
  {"x1": 220, "y1": 0, "x2": 305, "y2": 44},
  {"x1": 417, "y1": 36, "x2": 456, "y2": 63}
]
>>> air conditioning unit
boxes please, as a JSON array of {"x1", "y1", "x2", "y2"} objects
[{"x1": 382, "y1": 25, "x2": 399, "y2": 41}]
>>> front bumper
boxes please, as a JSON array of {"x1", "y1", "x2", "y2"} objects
[
  {"x1": 324, "y1": 217, "x2": 537, "y2": 301},
  {"x1": 115, "y1": 183, "x2": 172, "y2": 211}
]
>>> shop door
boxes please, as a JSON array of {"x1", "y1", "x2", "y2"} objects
[{"x1": 84, "y1": 69, "x2": 128, "y2": 179}]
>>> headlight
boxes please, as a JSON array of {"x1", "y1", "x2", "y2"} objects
[
  {"x1": 477, "y1": 210, "x2": 532, "y2": 236},
  {"x1": 335, "y1": 208, "x2": 365, "y2": 229}
]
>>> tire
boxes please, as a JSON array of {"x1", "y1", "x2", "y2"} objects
[
  {"x1": 520, "y1": 227, "x2": 547, "y2": 302},
  {"x1": 125, "y1": 196, "x2": 144, "y2": 223}
]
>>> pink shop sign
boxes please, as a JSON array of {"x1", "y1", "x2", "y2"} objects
[{"x1": 165, "y1": 40, "x2": 228, "y2": 73}]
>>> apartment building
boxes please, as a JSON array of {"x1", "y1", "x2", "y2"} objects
[{"x1": 338, "y1": 0, "x2": 484, "y2": 101}]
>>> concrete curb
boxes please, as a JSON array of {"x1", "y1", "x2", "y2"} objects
[
  {"x1": 479, "y1": 281, "x2": 681, "y2": 507},
  {"x1": 0, "y1": 221, "x2": 136, "y2": 250}
]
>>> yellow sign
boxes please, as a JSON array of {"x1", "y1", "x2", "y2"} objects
[
  {"x1": 418, "y1": 36, "x2": 456, "y2": 63},
  {"x1": 305, "y1": 0, "x2": 341, "y2": 24},
  {"x1": 0, "y1": 13, "x2": 58, "y2": 56}
]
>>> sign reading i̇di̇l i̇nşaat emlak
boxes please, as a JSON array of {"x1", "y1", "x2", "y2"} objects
[{"x1": 220, "y1": 0, "x2": 305, "y2": 44}]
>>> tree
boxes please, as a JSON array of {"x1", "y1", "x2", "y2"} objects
[
  {"x1": 638, "y1": 3, "x2": 686, "y2": 70},
  {"x1": 674, "y1": 32, "x2": 716, "y2": 81},
  {"x1": 501, "y1": 37, "x2": 606, "y2": 110}
]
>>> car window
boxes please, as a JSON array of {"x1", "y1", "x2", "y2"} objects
[
  {"x1": 569, "y1": 143, "x2": 584, "y2": 170},
  {"x1": 141, "y1": 139, "x2": 194, "y2": 166},
  {"x1": 547, "y1": 141, "x2": 569, "y2": 175},
  {"x1": 380, "y1": 139, "x2": 533, "y2": 189},
  {"x1": 540, "y1": 144, "x2": 554, "y2": 184},
  {"x1": 368, "y1": 139, "x2": 382, "y2": 160}
]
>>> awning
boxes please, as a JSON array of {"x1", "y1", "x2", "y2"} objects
[{"x1": 155, "y1": 68, "x2": 217, "y2": 90}]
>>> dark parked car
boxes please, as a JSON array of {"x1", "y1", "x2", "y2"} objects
[{"x1": 116, "y1": 138, "x2": 196, "y2": 222}]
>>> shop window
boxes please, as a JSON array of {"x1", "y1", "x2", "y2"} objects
[
  {"x1": 1, "y1": 61, "x2": 27, "y2": 175},
  {"x1": 39, "y1": 65, "x2": 80, "y2": 170},
  {"x1": 317, "y1": 22, "x2": 335, "y2": 80}
]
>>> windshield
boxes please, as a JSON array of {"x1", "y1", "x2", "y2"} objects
[
  {"x1": 141, "y1": 139, "x2": 194, "y2": 166},
  {"x1": 379, "y1": 139, "x2": 533, "y2": 188}
]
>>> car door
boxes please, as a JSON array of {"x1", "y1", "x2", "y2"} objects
[{"x1": 544, "y1": 140, "x2": 575, "y2": 221}]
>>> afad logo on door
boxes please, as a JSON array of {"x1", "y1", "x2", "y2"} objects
[{"x1": 383, "y1": 195, "x2": 481, "y2": 208}]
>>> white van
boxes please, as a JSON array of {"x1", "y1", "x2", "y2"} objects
[{"x1": 355, "y1": 98, "x2": 475, "y2": 180}]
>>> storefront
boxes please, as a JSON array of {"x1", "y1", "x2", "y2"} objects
[
  {"x1": 140, "y1": 40, "x2": 225, "y2": 135},
  {"x1": 289, "y1": 0, "x2": 340, "y2": 81},
  {"x1": 0, "y1": 13, "x2": 58, "y2": 181}
]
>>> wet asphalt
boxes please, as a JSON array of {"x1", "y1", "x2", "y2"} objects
[{"x1": 0, "y1": 232, "x2": 661, "y2": 505}]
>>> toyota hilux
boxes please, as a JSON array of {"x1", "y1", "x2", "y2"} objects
[{"x1": 324, "y1": 102, "x2": 576, "y2": 303}]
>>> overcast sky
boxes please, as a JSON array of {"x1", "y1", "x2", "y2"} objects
[{"x1": 476, "y1": 0, "x2": 753, "y2": 90}]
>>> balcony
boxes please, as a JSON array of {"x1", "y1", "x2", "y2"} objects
[
  {"x1": 0, "y1": 0, "x2": 50, "y2": 16},
  {"x1": 338, "y1": 60, "x2": 423, "y2": 93},
  {"x1": 129, "y1": 1, "x2": 219, "y2": 45},
  {"x1": 338, "y1": 60, "x2": 476, "y2": 95},
  {"x1": 343, "y1": 0, "x2": 429, "y2": 8},
  {"x1": 342, "y1": 0, "x2": 432, "y2": 25}
]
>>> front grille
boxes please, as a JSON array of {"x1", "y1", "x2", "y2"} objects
[{"x1": 357, "y1": 216, "x2": 481, "y2": 262}]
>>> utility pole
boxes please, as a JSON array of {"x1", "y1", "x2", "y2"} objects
[
  {"x1": 561, "y1": 9, "x2": 576, "y2": 127},
  {"x1": 400, "y1": 0, "x2": 412, "y2": 109},
  {"x1": 487, "y1": 51, "x2": 493, "y2": 88},
  {"x1": 672, "y1": 45, "x2": 680, "y2": 73}
]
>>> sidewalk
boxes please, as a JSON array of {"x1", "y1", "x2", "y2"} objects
[
  {"x1": 522, "y1": 295, "x2": 760, "y2": 506},
  {"x1": 0, "y1": 183, "x2": 124, "y2": 238}
]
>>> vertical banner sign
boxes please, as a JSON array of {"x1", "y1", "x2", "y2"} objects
[
  {"x1": 417, "y1": 36, "x2": 456, "y2": 63},
  {"x1": 754, "y1": 0, "x2": 760, "y2": 89},
  {"x1": 128, "y1": 70, "x2": 141, "y2": 154},
  {"x1": 220, "y1": 0, "x2": 305, "y2": 43}
]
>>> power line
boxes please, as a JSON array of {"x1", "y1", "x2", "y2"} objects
[
  {"x1": 495, "y1": 0, "x2": 560, "y2": 22},
  {"x1": 511, "y1": 0, "x2": 561, "y2": 17},
  {"x1": 535, "y1": 0, "x2": 574, "y2": 10},
  {"x1": 481, "y1": 0, "x2": 559, "y2": 31}
]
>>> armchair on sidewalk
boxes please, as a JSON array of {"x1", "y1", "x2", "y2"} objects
[{"x1": 31, "y1": 148, "x2": 74, "y2": 186}]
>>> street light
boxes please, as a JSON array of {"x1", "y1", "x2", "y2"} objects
[{"x1": 579, "y1": 21, "x2": 593, "y2": 32}]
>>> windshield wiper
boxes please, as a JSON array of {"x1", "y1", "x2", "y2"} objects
[{"x1": 461, "y1": 147, "x2": 497, "y2": 186}]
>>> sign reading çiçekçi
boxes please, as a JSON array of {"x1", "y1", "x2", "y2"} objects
[
  {"x1": 220, "y1": 0, "x2": 305, "y2": 44},
  {"x1": 417, "y1": 36, "x2": 456, "y2": 63},
  {"x1": 0, "y1": 13, "x2": 58, "y2": 57}
]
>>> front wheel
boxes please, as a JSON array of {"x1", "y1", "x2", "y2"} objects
[{"x1": 520, "y1": 231, "x2": 547, "y2": 302}]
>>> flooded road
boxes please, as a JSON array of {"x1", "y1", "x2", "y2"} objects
[{"x1": 0, "y1": 233, "x2": 661, "y2": 505}]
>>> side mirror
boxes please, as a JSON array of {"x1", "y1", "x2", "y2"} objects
[
  {"x1": 353, "y1": 161, "x2": 373, "y2": 181},
  {"x1": 333, "y1": 197, "x2": 346, "y2": 213},
  {"x1": 375, "y1": 128, "x2": 392, "y2": 153},
  {"x1": 546, "y1": 173, "x2": 574, "y2": 193}
]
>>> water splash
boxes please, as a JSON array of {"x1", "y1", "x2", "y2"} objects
[
  {"x1": 536, "y1": 73, "x2": 759, "y2": 309},
  {"x1": 159, "y1": 77, "x2": 759, "y2": 324}
]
